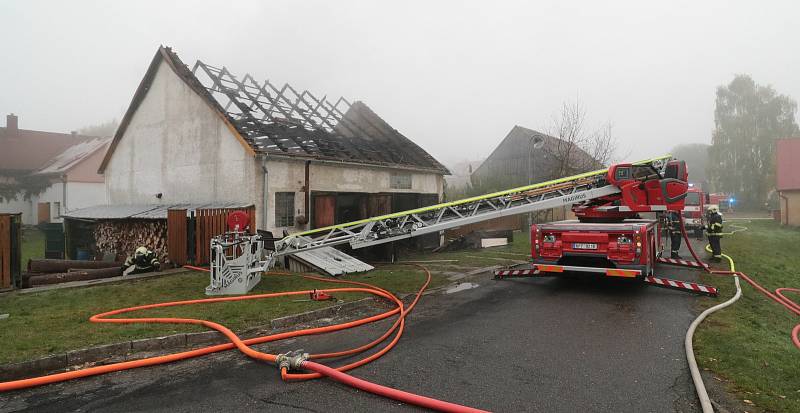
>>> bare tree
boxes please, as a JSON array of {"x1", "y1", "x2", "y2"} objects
[{"x1": 543, "y1": 99, "x2": 619, "y2": 179}]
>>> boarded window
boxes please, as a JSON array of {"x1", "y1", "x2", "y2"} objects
[
  {"x1": 390, "y1": 172, "x2": 412, "y2": 189},
  {"x1": 275, "y1": 192, "x2": 295, "y2": 227}
]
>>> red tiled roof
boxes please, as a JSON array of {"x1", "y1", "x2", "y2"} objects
[
  {"x1": 776, "y1": 138, "x2": 800, "y2": 191},
  {"x1": 0, "y1": 127, "x2": 93, "y2": 172}
]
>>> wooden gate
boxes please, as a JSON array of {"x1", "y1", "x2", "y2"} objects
[
  {"x1": 0, "y1": 214, "x2": 21, "y2": 290},
  {"x1": 166, "y1": 207, "x2": 256, "y2": 266},
  {"x1": 167, "y1": 209, "x2": 188, "y2": 266}
]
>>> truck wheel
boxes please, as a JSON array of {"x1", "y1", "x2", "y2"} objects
[{"x1": 694, "y1": 228, "x2": 703, "y2": 239}]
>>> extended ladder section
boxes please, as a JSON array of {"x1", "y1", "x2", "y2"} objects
[
  {"x1": 274, "y1": 155, "x2": 672, "y2": 257},
  {"x1": 207, "y1": 155, "x2": 671, "y2": 295}
]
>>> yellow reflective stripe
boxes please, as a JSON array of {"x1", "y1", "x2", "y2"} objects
[
  {"x1": 537, "y1": 264, "x2": 564, "y2": 273},
  {"x1": 286, "y1": 154, "x2": 673, "y2": 239},
  {"x1": 606, "y1": 268, "x2": 639, "y2": 277}
]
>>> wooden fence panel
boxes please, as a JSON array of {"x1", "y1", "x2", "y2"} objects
[
  {"x1": 165, "y1": 206, "x2": 258, "y2": 266},
  {"x1": 167, "y1": 209, "x2": 188, "y2": 266},
  {"x1": 0, "y1": 215, "x2": 10, "y2": 289}
]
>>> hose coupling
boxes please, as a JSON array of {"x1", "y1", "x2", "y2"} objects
[{"x1": 275, "y1": 349, "x2": 308, "y2": 371}]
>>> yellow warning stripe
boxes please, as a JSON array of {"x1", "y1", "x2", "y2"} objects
[{"x1": 605, "y1": 268, "x2": 640, "y2": 278}]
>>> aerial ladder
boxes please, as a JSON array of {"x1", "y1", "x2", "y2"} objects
[{"x1": 206, "y1": 155, "x2": 712, "y2": 295}]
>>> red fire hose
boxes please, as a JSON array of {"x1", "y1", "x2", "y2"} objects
[
  {"x1": 0, "y1": 265, "x2": 488, "y2": 413},
  {"x1": 678, "y1": 216, "x2": 800, "y2": 349}
]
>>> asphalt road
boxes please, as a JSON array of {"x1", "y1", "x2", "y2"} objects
[{"x1": 1, "y1": 247, "x2": 712, "y2": 413}]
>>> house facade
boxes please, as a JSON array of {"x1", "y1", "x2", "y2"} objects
[
  {"x1": 99, "y1": 47, "x2": 448, "y2": 236},
  {"x1": 0, "y1": 114, "x2": 108, "y2": 225},
  {"x1": 776, "y1": 138, "x2": 800, "y2": 226}
]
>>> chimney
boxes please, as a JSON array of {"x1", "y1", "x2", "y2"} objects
[{"x1": 6, "y1": 113, "x2": 18, "y2": 130}]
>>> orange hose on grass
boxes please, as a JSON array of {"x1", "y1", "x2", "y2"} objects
[
  {"x1": 679, "y1": 217, "x2": 800, "y2": 350},
  {"x1": 0, "y1": 264, "x2": 489, "y2": 412},
  {"x1": 0, "y1": 267, "x2": 426, "y2": 392}
]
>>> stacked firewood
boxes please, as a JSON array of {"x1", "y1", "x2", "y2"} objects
[{"x1": 93, "y1": 220, "x2": 169, "y2": 265}]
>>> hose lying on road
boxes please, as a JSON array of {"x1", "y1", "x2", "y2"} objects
[
  {"x1": 678, "y1": 217, "x2": 800, "y2": 413},
  {"x1": 0, "y1": 265, "x2": 487, "y2": 413},
  {"x1": 683, "y1": 249, "x2": 741, "y2": 413}
]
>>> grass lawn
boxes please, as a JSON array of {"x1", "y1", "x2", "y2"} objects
[
  {"x1": 20, "y1": 226, "x2": 45, "y2": 271},
  {"x1": 695, "y1": 219, "x2": 800, "y2": 412},
  {"x1": 0, "y1": 232, "x2": 528, "y2": 365}
]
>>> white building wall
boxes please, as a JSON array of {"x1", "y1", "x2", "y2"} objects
[
  {"x1": 29, "y1": 183, "x2": 64, "y2": 224},
  {"x1": 104, "y1": 60, "x2": 260, "y2": 218},
  {"x1": 66, "y1": 182, "x2": 106, "y2": 212},
  {"x1": 0, "y1": 196, "x2": 34, "y2": 225}
]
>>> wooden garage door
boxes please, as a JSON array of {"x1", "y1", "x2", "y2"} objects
[
  {"x1": 37, "y1": 203, "x2": 50, "y2": 224},
  {"x1": 314, "y1": 195, "x2": 335, "y2": 228}
]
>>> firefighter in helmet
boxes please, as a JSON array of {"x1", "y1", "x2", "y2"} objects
[
  {"x1": 706, "y1": 205, "x2": 724, "y2": 262},
  {"x1": 666, "y1": 210, "x2": 683, "y2": 259},
  {"x1": 123, "y1": 246, "x2": 160, "y2": 276}
]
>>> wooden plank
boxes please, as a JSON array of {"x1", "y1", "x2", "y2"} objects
[
  {"x1": 195, "y1": 209, "x2": 203, "y2": 265},
  {"x1": 0, "y1": 216, "x2": 10, "y2": 289},
  {"x1": 167, "y1": 209, "x2": 188, "y2": 266}
]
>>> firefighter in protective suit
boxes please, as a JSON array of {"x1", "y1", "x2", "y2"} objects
[
  {"x1": 666, "y1": 211, "x2": 683, "y2": 259},
  {"x1": 706, "y1": 206, "x2": 724, "y2": 262},
  {"x1": 123, "y1": 247, "x2": 160, "y2": 276}
]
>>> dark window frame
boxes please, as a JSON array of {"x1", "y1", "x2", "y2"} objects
[
  {"x1": 390, "y1": 172, "x2": 412, "y2": 190},
  {"x1": 275, "y1": 192, "x2": 295, "y2": 227}
]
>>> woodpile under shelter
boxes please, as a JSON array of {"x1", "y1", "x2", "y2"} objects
[
  {"x1": 97, "y1": 46, "x2": 449, "y2": 249},
  {"x1": 62, "y1": 203, "x2": 254, "y2": 266}
]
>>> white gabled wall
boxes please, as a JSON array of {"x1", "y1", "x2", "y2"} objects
[
  {"x1": 66, "y1": 182, "x2": 106, "y2": 212},
  {"x1": 103, "y1": 60, "x2": 261, "y2": 217}
]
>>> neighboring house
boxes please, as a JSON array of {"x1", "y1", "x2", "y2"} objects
[
  {"x1": 0, "y1": 114, "x2": 108, "y2": 225},
  {"x1": 470, "y1": 125, "x2": 600, "y2": 226},
  {"x1": 471, "y1": 125, "x2": 599, "y2": 190},
  {"x1": 776, "y1": 138, "x2": 800, "y2": 226},
  {"x1": 98, "y1": 46, "x2": 449, "y2": 236}
]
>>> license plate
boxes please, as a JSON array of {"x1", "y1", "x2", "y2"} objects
[{"x1": 573, "y1": 243, "x2": 598, "y2": 250}]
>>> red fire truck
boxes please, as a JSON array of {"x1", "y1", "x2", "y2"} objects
[
  {"x1": 531, "y1": 219, "x2": 659, "y2": 278},
  {"x1": 683, "y1": 187, "x2": 706, "y2": 238},
  {"x1": 494, "y1": 159, "x2": 716, "y2": 295}
]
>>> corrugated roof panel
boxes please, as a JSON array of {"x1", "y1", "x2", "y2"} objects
[
  {"x1": 62, "y1": 205, "x2": 160, "y2": 219},
  {"x1": 35, "y1": 137, "x2": 111, "y2": 175},
  {"x1": 293, "y1": 247, "x2": 374, "y2": 276},
  {"x1": 62, "y1": 203, "x2": 255, "y2": 220}
]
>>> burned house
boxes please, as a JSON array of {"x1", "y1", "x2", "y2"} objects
[{"x1": 98, "y1": 46, "x2": 448, "y2": 242}]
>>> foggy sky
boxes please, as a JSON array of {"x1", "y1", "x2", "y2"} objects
[{"x1": 1, "y1": 0, "x2": 798, "y2": 166}]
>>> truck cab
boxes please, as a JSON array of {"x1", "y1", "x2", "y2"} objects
[
  {"x1": 530, "y1": 219, "x2": 661, "y2": 279},
  {"x1": 682, "y1": 187, "x2": 705, "y2": 238}
]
